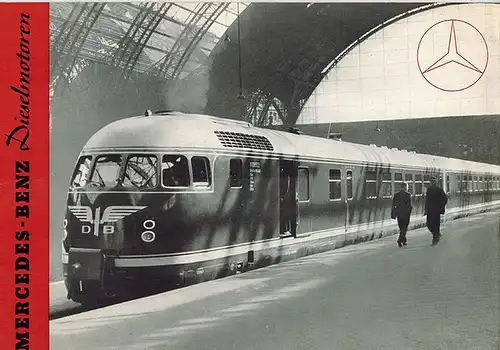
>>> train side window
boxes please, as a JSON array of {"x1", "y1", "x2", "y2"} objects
[
  {"x1": 229, "y1": 159, "x2": 243, "y2": 187},
  {"x1": 329, "y1": 169, "x2": 341, "y2": 200},
  {"x1": 346, "y1": 170, "x2": 353, "y2": 199},
  {"x1": 191, "y1": 156, "x2": 211, "y2": 187},
  {"x1": 162, "y1": 155, "x2": 190, "y2": 187},
  {"x1": 365, "y1": 170, "x2": 377, "y2": 199},
  {"x1": 473, "y1": 176, "x2": 478, "y2": 192},
  {"x1": 297, "y1": 167, "x2": 309, "y2": 201},
  {"x1": 381, "y1": 172, "x2": 392, "y2": 198},
  {"x1": 123, "y1": 155, "x2": 158, "y2": 189},
  {"x1": 446, "y1": 175, "x2": 450, "y2": 194},
  {"x1": 405, "y1": 174, "x2": 413, "y2": 194},
  {"x1": 479, "y1": 176, "x2": 484, "y2": 191},
  {"x1": 71, "y1": 156, "x2": 92, "y2": 188},
  {"x1": 90, "y1": 155, "x2": 122, "y2": 188},
  {"x1": 414, "y1": 174, "x2": 423, "y2": 195},
  {"x1": 468, "y1": 176, "x2": 473, "y2": 193},
  {"x1": 457, "y1": 175, "x2": 461, "y2": 193}
]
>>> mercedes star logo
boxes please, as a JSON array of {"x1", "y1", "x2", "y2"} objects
[{"x1": 417, "y1": 19, "x2": 488, "y2": 92}]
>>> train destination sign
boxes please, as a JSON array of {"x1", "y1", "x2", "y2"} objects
[{"x1": 249, "y1": 160, "x2": 261, "y2": 192}]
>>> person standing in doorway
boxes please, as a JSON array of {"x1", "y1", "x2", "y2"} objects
[
  {"x1": 424, "y1": 176, "x2": 448, "y2": 246},
  {"x1": 391, "y1": 182, "x2": 412, "y2": 247}
]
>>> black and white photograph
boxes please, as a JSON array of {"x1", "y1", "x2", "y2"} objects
[{"x1": 49, "y1": 2, "x2": 500, "y2": 349}]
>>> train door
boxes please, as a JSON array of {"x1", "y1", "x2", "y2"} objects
[
  {"x1": 344, "y1": 168, "x2": 354, "y2": 231},
  {"x1": 279, "y1": 160, "x2": 297, "y2": 237}
]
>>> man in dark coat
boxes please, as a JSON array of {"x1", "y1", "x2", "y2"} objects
[
  {"x1": 424, "y1": 176, "x2": 448, "y2": 246},
  {"x1": 391, "y1": 182, "x2": 412, "y2": 247}
]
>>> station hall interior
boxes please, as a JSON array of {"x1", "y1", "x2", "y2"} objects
[{"x1": 49, "y1": 2, "x2": 500, "y2": 281}]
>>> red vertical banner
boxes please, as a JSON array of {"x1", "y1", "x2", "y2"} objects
[{"x1": 0, "y1": 3, "x2": 49, "y2": 350}]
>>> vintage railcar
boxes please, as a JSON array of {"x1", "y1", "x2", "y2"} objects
[{"x1": 61, "y1": 111, "x2": 500, "y2": 303}]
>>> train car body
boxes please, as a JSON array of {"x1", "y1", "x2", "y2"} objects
[{"x1": 61, "y1": 112, "x2": 500, "y2": 303}]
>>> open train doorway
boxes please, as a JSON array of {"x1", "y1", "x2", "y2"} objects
[{"x1": 280, "y1": 160, "x2": 298, "y2": 237}]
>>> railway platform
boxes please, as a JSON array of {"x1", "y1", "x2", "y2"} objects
[{"x1": 50, "y1": 210, "x2": 499, "y2": 349}]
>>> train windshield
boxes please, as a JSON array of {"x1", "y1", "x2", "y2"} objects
[
  {"x1": 89, "y1": 155, "x2": 123, "y2": 188},
  {"x1": 71, "y1": 156, "x2": 92, "y2": 188},
  {"x1": 123, "y1": 155, "x2": 158, "y2": 189},
  {"x1": 71, "y1": 154, "x2": 160, "y2": 190}
]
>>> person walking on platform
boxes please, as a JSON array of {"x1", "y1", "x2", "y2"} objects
[
  {"x1": 391, "y1": 182, "x2": 412, "y2": 247},
  {"x1": 424, "y1": 176, "x2": 448, "y2": 246}
]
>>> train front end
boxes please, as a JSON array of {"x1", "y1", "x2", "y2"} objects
[
  {"x1": 61, "y1": 151, "x2": 166, "y2": 304},
  {"x1": 60, "y1": 112, "x2": 242, "y2": 304}
]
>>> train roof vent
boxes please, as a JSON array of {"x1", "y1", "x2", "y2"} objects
[
  {"x1": 391, "y1": 147, "x2": 399, "y2": 151},
  {"x1": 145, "y1": 110, "x2": 183, "y2": 116},
  {"x1": 369, "y1": 144, "x2": 377, "y2": 147},
  {"x1": 401, "y1": 149, "x2": 408, "y2": 152},
  {"x1": 380, "y1": 146, "x2": 388, "y2": 149},
  {"x1": 214, "y1": 131, "x2": 274, "y2": 151},
  {"x1": 328, "y1": 132, "x2": 343, "y2": 141}
]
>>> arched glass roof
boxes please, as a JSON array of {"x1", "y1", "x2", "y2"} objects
[{"x1": 50, "y1": 2, "x2": 249, "y2": 93}]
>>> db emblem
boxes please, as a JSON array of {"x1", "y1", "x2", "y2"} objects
[{"x1": 68, "y1": 206, "x2": 146, "y2": 236}]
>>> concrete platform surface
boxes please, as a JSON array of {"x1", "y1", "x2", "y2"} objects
[{"x1": 50, "y1": 211, "x2": 500, "y2": 350}]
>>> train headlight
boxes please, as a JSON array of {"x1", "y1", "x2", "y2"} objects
[
  {"x1": 143, "y1": 219, "x2": 155, "y2": 230},
  {"x1": 141, "y1": 231, "x2": 155, "y2": 243}
]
